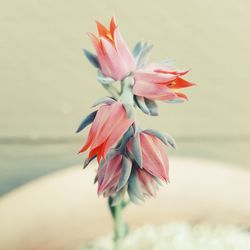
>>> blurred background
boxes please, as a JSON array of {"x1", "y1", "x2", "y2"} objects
[
  {"x1": 1, "y1": 0, "x2": 250, "y2": 249},
  {"x1": 1, "y1": 0, "x2": 250, "y2": 196}
]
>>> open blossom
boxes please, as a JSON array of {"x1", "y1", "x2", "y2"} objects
[
  {"x1": 77, "y1": 101, "x2": 134, "y2": 162},
  {"x1": 87, "y1": 16, "x2": 136, "y2": 80},
  {"x1": 133, "y1": 63, "x2": 195, "y2": 102}
]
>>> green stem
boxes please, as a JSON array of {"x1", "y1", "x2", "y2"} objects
[
  {"x1": 114, "y1": 201, "x2": 123, "y2": 250},
  {"x1": 119, "y1": 76, "x2": 134, "y2": 106},
  {"x1": 108, "y1": 198, "x2": 128, "y2": 250}
]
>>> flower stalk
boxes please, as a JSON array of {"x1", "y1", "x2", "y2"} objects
[
  {"x1": 108, "y1": 197, "x2": 128, "y2": 250},
  {"x1": 78, "y1": 16, "x2": 195, "y2": 250}
]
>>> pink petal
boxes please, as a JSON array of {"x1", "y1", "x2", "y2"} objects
[
  {"x1": 98, "y1": 155, "x2": 123, "y2": 194},
  {"x1": 136, "y1": 168, "x2": 158, "y2": 196},
  {"x1": 114, "y1": 28, "x2": 136, "y2": 75},
  {"x1": 102, "y1": 105, "x2": 134, "y2": 157},
  {"x1": 101, "y1": 37, "x2": 127, "y2": 80},
  {"x1": 140, "y1": 133, "x2": 168, "y2": 181},
  {"x1": 133, "y1": 80, "x2": 177, "y2": 101},
  {"x1": 87, "y1": 32, "x2": 111, "y2": 77},
  {"x1": 134, "y1": 70, "x2": 176, "y2": 84}
]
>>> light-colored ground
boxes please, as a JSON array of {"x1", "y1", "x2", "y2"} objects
[{"x1": 0, "y1": 158, "x2": 249, "y2": 250}]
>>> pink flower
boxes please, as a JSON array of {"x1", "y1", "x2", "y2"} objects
[
  {"x1": 78, "y1": 101, "x2": 134, "y2": 162},
  {"x1": 133, "y1": 63, "x2": 195, "y2": 102},
  {"x1": 127, "y1": 130, "x2": 169, "y2": 182},
  {"x1": 128, "y1": 167, "x2": 160, "y2": 202},
  {"x1": 97, "y1": 152, "x2": 132, "y2": 197},
  {"x1": 95, "y1": 128, "x2": 171, "y2": 202},
  {"x1": 87, "y1": 17, "x2": 136, "y2": 80}
]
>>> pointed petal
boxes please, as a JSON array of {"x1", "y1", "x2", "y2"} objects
[
  {"x1": 136, "y1": 168, "x2": 158, "y2": 196},
  {"x1": 87, "y1": 32, "x2": 101, "y2": 52},
  {"x1": 173, "y1": 77, "x2": 196, "y2": 89},
  {"x1": 98, "y1": 154, "x2": 122, "y2": 194},
  {"x1": 100, "y1": 37, "x2": 124, "y2": 80},
  {"x1": 114, "y1": 27, "x2": 136, "y2": 72},
  {"x1": 96, "y1": 20, "x2": 109, "y2": 37},
  {"x1": 133, "y1": 81, "x2": 177, "y2": 101},
  {"x1": 134, "y1": 70, "x2": 176, "y2": 83},
  {"x1": 110, "y1": 16, "x2": 117, "y2": 37},
  {"x1": 140, "y1": 133, "x2": 168, "y2": 181}
]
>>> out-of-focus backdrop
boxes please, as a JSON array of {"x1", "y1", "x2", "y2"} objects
[{"x1": 1, "y1": 0, "x2": 250, "y2": 196}]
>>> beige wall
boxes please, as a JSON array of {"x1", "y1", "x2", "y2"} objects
[{"x1": 1, "y1": 0, "x2": 250, "y2": 139}]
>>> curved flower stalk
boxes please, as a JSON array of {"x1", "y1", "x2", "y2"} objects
[{"x1": 78, "y1": 16, "x2": 195, "y2": 250}]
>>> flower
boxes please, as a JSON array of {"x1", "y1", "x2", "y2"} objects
[
  {"x1": 96, "y1": 128, "x2": 171, "y2": 203},
  {"x1": 97, "y1": 151, "x2": 132, "y2": 197},
  {"x1": 128, "y1": 167, "x2": 160, "y2": 202},
  {"x1": 78, "y1": 101, "x2": 134, "y2": 162},
  {"x1": 87, "y1": 16, "x2": 136, "y2": 81},
  {"x1": 127, "y1": 130, "x2": 169, "y2": 182},
  {"x1": 133, "y1": 62, "x2": 195, "y2": 102}
]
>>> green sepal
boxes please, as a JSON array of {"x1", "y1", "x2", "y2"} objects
[
  {"x1": 135, "y1": 42, "x2": 153, "y2": 69},
  {"x1": 83, "y1": 49, "x2": 100, "y2": 68},
  {"x1": 83, "y1": 155, "x2": 96, "y2": 169},
  {"x1": 143, "y1": 129, "x2": 177, "y2": 149},
  {"x1": 132, "y1": 41, "x2": 142, "y2": 58},
  {"x1": 117, "y1": 126, "x2": 134, "y2": 152},
  {"x1": 128, "y1": 169, "x2": 144, "y2": 203},
  {"x1": 116, "y1": 157, "x2": 132, "y2": 192},
  {"x1": 134, "y1": 96, "x2": 151, "y2": 115},
  {"x1": 144, "y1": 98, "x2": 159, "y2": 116},
  {"x1": 76, "y1": 110, "x2": 97, "y2": 133},
  {"x1": 130, "y1": 134, "x2": 143, "y2": 167},
  {"x1": 97, "y1": 70, "x2": 116, "y2": 85},
  {"x1": 91, "y1": 97, "x2": 115, "y2": 107}
]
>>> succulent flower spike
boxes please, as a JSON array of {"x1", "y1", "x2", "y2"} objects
[
  {"x1": 79, "y1": 16, "x2": 195, "y2": 247},
  {"x1": 85, "y1": 16, "x2": 136, "y2": 81},
  {"x1": 77, "y1": 101, "x2": 134, "y2": 162}
]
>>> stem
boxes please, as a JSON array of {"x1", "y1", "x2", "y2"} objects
[
  {"x1": 114, "y1": 201, "x2": 123, "y2": 250},
  {"x1": 103, "y1": 85, "x2": 120, "y2": 99},
  {"x1": 108, "y1": 198, "x2": 128, "y2": 250},
  {"x1": 119, "y1": 76, "x2": 134, "y2": 106}
]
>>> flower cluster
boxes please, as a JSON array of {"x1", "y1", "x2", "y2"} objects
[{"x1": 78, "y1": 17, "x2": 194, "y2": 205}]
